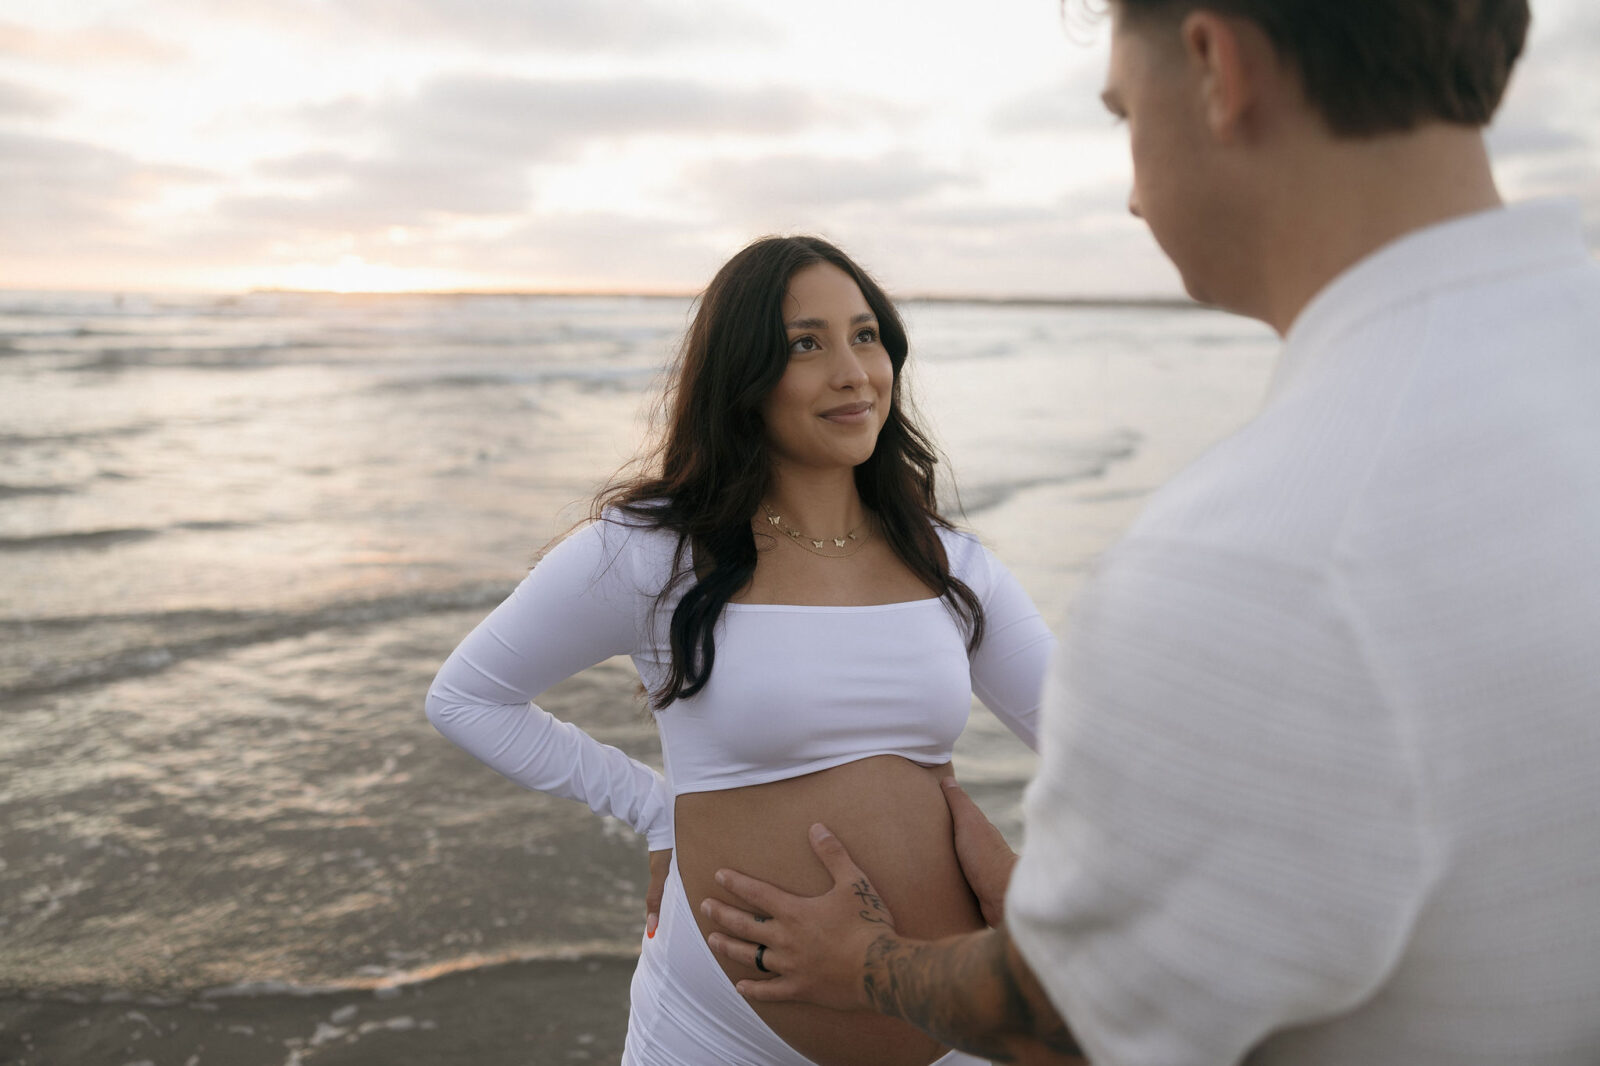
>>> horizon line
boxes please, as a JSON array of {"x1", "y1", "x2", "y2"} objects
[{"x1": 0, "y1": 285, "x2": 1202, "y2": 311}]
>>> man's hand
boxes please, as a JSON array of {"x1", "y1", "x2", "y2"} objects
[
  {"x1": 645, "y1": 848, "x2": 671, "y2": 940},
  {"x1": 943, "y1": 777, "x2": 1018, "y2": 928},
  {"x1": 702, "y1": 821, "x2": 1085, "y2": 1063},
  {"x1": 700, "y1": 822, "x2": 895, "y2": 1012}
]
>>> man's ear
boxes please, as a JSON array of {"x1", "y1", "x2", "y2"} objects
[{"x1": 1180, "y1": 10, "x2": 1255, "y2": 143}]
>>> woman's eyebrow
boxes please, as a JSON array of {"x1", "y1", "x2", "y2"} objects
[{"x1": 785, "y1": 313, "x2": 877, "y2": 330}]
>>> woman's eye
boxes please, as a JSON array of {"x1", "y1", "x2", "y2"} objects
[
  {"x1": 854, "y1": 327, "x2": 878, "y2": 344},
  {"x1": 790, "y1": 335, "x2": 819, "y2": 353}
]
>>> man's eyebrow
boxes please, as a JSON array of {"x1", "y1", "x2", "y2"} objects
[{"x1": 785, "y1": 313, "x2": 877, "y2": 330}]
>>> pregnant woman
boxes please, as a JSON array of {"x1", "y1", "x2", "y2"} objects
[{"x1": 426, "y1": 235, "x2": 1054, "y2": 1065}]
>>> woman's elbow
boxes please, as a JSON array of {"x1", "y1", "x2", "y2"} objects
[{"x1": 424, "y1": 683, "x2": 462, "y2": 733}]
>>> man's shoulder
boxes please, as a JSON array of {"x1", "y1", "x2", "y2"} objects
[{"x1": 1120, "y1": 403, "x2": 1368, "y2": 574}]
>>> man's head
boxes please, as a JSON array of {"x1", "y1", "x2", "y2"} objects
[
  {"x1": 1098, "y1": 0, "x2": 1527, "y2": 326},
  {"x1": 1110, "y1": 0, "x2": 1530, "y2": 136}
]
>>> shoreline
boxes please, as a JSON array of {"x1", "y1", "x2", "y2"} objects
[{"x1": 0, "y1": 954, "x2": 635, "y2": 1065}]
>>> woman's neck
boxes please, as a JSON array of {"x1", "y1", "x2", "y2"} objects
[{"x1": 764, "y1": 466, "x2": 867, "y2": 538}]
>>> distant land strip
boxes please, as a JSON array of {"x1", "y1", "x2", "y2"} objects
[{"x1": 236, "y1": 288, "x2": 1203, "y2": 311}]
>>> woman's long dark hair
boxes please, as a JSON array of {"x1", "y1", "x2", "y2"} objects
[{"x1": 594, "y1": 235, "x2": 984, "y2": 709}]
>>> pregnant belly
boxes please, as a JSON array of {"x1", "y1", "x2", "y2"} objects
[{"x1": 674, "y1": 755, "x2": 984, "y2": 1066}]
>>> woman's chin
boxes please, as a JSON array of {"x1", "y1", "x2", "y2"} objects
[{"x1": 792, "y1": 440, "x2": 880, "y2": 471}]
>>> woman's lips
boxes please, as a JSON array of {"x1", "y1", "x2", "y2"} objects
[{"x1": 819, "y1": 401, "x2": 873, "y2": 423}]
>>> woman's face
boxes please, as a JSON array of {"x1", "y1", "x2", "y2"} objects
[{"x1": 762, "y1": 262, "x2": 894, "y2": 473}]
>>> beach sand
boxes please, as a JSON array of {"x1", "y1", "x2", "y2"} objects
[{"x1": 0, "y1": 955, "x2": 633, "y2": 1065}]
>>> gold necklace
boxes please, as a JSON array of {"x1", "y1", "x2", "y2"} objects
[{"x1": 758, "y1": 501, "x2": 873, "y2": 558}]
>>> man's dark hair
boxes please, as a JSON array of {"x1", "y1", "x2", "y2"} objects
[{"x1": 1113, "y1": 0, "x2": 1530, "y2": 136}]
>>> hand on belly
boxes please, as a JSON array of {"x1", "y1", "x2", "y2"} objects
[{"x1": 672, "y1": 755, "x2": 983, "y2": 1066}]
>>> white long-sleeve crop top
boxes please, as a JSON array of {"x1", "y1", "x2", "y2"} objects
[{"x1": 425, "y1": 512, "x2": 1055, "y2": 851}]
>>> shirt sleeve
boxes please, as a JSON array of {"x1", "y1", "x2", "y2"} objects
[
  {"x1": 1005, "y1": 537, "x2": 1432, "y2": 1066},
  {"x1": 965, "y1": 538, "x2": 1056, "y2": 751},
  {"x1": 424, "y1": 519, "x2": 675, "y2": 851}
]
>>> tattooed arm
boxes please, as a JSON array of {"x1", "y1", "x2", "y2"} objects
[
  {"x1": 702, "y1": 823, "x2": 1085, "y2": 1064},
  {"x1": 863, "y1": 925, "x2": 1083, "y2": 1063}
]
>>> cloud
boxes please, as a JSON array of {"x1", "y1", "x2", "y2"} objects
[
  {"x1": 1498, "y1": 4, "x2": 1600, "y2": 129},
  {"x1": 677, "y1": 151, "x2": 971, "y2": 220},
  {"x1": 1488, "y1": 117, "x2": 1587, "y2": 159},
  {"x1": 856, "y1": 180, "x2": 1177, "y2": 297},
  {"x1": 989, "y1": 67, "x2": 1111, "y2": 136},
  {"x1": 0, "y1": 20, "x2": 185, "y2": 65},
  {"x1": 847, "y1": 211, "x2": 1179, "y2": 299},
  {"x1": 155, "y1": 0, "x2": 772, "y2": 55},
  {"x1": 461, "y1": 211, "x2": 730, "y2": 290},
  {"x1": 221, "y1": 73, "x2": 849, "y2": 234},
  {"x1": 1489, "y1": 2, "x2": 1599, "y2": 250},
  {"x1": 1499, "y1": 153, "x2": 1600, "y2": 235},
  {"x1": 0, "y1": 131, "x2": 215, "y2": 251},
  {"x1": 226, "y1": 155, "x2": 535, "y2": 228},
  {"x1": 900, "y1": 203, "x2": 1070, "y2": 230},
  {"x1": 253, "y1": 151, "x2": 354, "y2": 181},
  {"x1": 1525, "y1": 2, "x2": 1600, "y2": 70},
  {"x1": 0, "y1": 77, "x2": 63, "y2": 119},
  {"x1": 294, "y1": 74, "x2": 837, "y2": 162},
  {"x1": 326, "y1": 0, "x2": 775, "y2": 54}
]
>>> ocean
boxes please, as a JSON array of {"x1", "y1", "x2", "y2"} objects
[{"x1": 0, "y1": 289, "x2": 1276, "y2": 1063}]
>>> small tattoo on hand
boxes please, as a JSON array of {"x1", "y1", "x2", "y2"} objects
[{"x1": 852, "y1": 879, "x2": 890, "y2": 925}]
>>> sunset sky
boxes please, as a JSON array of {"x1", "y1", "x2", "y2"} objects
[{"x1": 3, "y1": 0, "x2": 1596, "y2": 297}]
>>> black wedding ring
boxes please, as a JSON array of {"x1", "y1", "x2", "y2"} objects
[{"x1": 754, "y1": 944, "x2": 771, "y2": 973}]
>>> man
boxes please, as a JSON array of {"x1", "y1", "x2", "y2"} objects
[{"x1": 703, "y1": 1, "x2": 1600, "y2": 1063}]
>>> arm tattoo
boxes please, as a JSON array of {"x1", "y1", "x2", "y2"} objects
[{"x1": 861, "y1": 928, "x2": 1082, "y2": 1063}]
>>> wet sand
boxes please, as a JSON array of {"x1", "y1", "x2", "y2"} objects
[{"x1": 0, "y1": 955, "x2": 633, "y2": 1065}]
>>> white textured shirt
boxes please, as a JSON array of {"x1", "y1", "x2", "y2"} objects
[{"x1": 1007, "y1": 200, "x2": 1600, "y2": 1065}]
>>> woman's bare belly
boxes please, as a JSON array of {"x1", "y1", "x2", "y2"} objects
[{"x1": 674, "y1": 755, "x2": 984, "y2": 1066}]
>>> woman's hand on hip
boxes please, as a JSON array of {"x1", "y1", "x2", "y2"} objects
[{"x1": 646, "y1": 848, "x2": 671, "y2": 939}]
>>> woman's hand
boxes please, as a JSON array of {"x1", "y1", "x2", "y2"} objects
[
  {"x1": 646, "y1": 848, "x2": 672, "y2": 939},
  {"x1": 942, "y1": 778, "x2": 1017, "y2": 928}
]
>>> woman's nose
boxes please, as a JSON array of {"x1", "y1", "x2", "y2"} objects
[{"x1": 832, "y1": 346, "x2": 869, "y2": 388}]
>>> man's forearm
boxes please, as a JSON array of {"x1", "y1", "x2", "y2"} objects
[{"x1": 861, "y1": 926, "x2": 1084, "y2": 1063}]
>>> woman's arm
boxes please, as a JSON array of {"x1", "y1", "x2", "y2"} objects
[
  {"x1": 425, "y1": 519, "x2": 674, "y2": 850},
  {"x1": 964, "y1": 539, "x2": 1056, "y2": 751}
]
